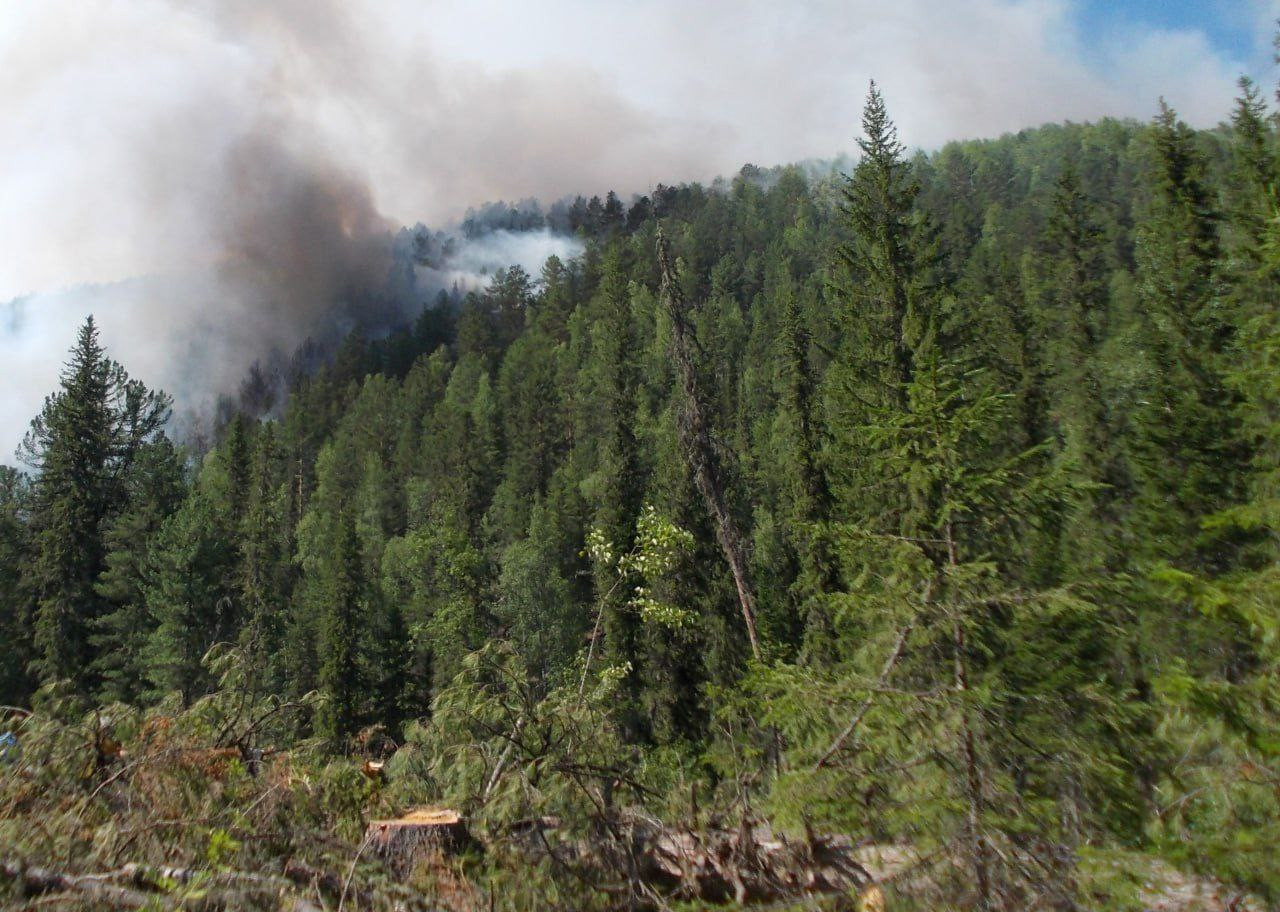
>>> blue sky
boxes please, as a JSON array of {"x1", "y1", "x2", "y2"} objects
[{"x1": 1081, "y1": 0, "x2": 1274, "y2": 71}]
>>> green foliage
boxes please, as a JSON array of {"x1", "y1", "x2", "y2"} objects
[
  {"x1": 0, "y1": 468, "x2": 34, "y2": 703},
  {"x1": 20, "y1": 316, "x2": 171, "y2": 694},
  {"x1": 314, "y1": 512, "x2": 367, "y2": 743},
  {"x1": 4, "y1": 78, "x2": 1280, "y2": 907},
  {"x1": 144, "y1": 493, "x2": 233, "y2": 705}
]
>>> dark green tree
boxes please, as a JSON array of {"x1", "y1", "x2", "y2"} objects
[
  {"x1": 93, "y1": 437, "x2": 186, "y2": 703},
  {"x1": 0, "y1": 468, "x2": 34, "y2": 704},
  {"x1": 20, "y1": 317, "x2": 170, "y2": 693},
  {"x1": 315, "y1": 512, "x2": 367, "y2": 743},
  {"x1": 237, "y1": 422, "x2": 292, "y2": 694},
  {"x1": 143, "y1": 494, "x2": 233, "y2": 705},
  {"x1": 1045, "y1": 164, "x2": 1125, "y2": 574},
  {"x1": 834, "y1": 81, "x2": 931, "y2": 407},
  {"x1": 1132, "y1": 101, "x2": 1238, "y2": 569}
]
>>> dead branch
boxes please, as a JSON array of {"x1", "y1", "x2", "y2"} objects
[{"x1": 814, "y1": 622, "x2": 915, "y2": 770}]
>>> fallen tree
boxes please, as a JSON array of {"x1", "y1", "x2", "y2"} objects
[
  {"x1": 0, "y1": 856, "x2": 327, "y2": 911},
  {"x1": 511, "y1": 810, "x2": 876, "y2": 906}
]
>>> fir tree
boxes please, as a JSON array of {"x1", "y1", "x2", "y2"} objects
[
  {"x1": 827, "y1": 83, "x2": 944, "y2": 547},
  {"x1": 834, "y1": 81, "x2": 930, "y2": 407},
  {"x1": 93, "y1": 437, "x2": 186, "y2": 703},
  {"x1": 1132, "y1": 101, "x2": 1239, "y2": 569},
  {"x1": 315, "y1": 512, "x2": 366, "y2": 743},
  {"x1": 1046, "y1": 163, "x2": 1125, "y2": 574},
  {"x1": 143, "y1": 494, "x2": 232, "y2": 705},
  {"x1": 236, "y1": 422, "x2": 292, "y2": 694},
  {"x1": 20, "y1": 317, "x2": 170, "y2": 693},
  {"x1": 0, "y1": 468, "x2": 34, "y2": 704},
  {"x1": 779, "y1": 282, "x2": 839, "y2": 657}
]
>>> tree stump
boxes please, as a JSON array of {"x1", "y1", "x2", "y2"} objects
[{"x1": 364, "y1": 807, "x2": 475, "y2": 875}]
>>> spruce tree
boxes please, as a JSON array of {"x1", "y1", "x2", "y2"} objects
[
  {"x1": 237, "y1": 422, "x2": 292, "y2": 694},
  {"x1": 315, "y1": 512, "x2": 366, "y2": 743},
  {"x1": 143, "y1": 494, "x2": 233, "y2": 705},
  {"x1": 780, "y1": 283, "x2": 839, "y2": 658},
  {"x1": 20, "y1": 317, "x2": 170, "y2": 693},
  {"x1": 1224, "y1": 77, "x2": 1275, "y2": 283},
  {"x1": 93, "y1": 437, "x2": 186, "y2": 703},
  {"x1": 827, "y1": 83, "x2": 944, "y2": 549},
  {"x1": 584, "y1": 249, "x2": 647, "y2": 729},
  {"x1": 1046, "y1": 164, "x2": 1125, "y2": 574},
  {"x1": 835, "y1": 81, "x2": 930, "y2": 407},
  {"x1": 1132, "y1": 101, "x2": 1238, "y2": 569},
  {"x1": 0, "y1": 468, "x2": 34, "y2": 704}
]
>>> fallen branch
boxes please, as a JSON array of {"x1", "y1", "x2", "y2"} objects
[
  {"x1": 2, "y1": 858, "x2": 167, "y2": 909},
  {"x1": 2, "y1": 857, "x2": 334, "y2": 912}
]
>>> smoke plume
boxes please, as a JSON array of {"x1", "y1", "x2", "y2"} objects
[{"x1": 0, "y1": 0, "x2": 1261, "y2": 456}]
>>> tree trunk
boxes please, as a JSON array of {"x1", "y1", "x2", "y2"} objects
[{"x1": 656, "y1": 227, "x2": 761, "y2": 660}]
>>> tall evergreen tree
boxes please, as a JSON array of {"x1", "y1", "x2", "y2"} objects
[
  {"x1": 20, "y1": 317, "x2": 170, "y2": 693},
  {"x1": 93, "y1": 437, "x2": 186, "y2": 703},
  {"x1": 143, "y1": 494, "x2": 232, "y2": 705},
  {"x1": 315, "y1": 512, "x2": 367, "y2": 742},
  {"x1": 1224, "y1": 77, "x2": 1275, "y2": 283},
  {"x1": 1132, "y1": 101, "x2": 1238, "y2": 569},
  {"x1": 834, "y1": 81, "x2": 931, "y2": 407},
  {"x1": 779, "y1": 282, "x2": 839, "y2": 657},
  {"x1": 237, "y1": 423, "x2": 292, "y2": 694},
  {"x1": 826, "y1": 82, "x2": 946, "y2": 551},
  {"x1": 1046, "y1": 164, "x2": 1125, "y2": 574},
  {"x1": 580, "y1": 249, "x2": 647, "y2": 727},
  {"x1": 0, "y1": 468, "x2": 34, "y2": 704}
]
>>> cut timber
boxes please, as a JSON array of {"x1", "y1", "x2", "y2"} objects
[
  {"x1": 858, "y1": 883, "x2": 887, "y2": 912},
  {"x1": 365, "y1": 807, "x2": 475, "y2": 870}
]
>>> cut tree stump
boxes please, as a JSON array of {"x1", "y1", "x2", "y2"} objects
[{"x1": 365, "y1": 807, "x2": 475, "y2": 873}]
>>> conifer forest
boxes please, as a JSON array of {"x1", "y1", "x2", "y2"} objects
[{"x1": 3, "y1": 9, "x2": 1280, "y2": 910}]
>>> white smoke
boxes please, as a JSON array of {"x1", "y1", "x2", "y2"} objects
[
  {"x1": 0, "y1": 0, "x2": 1266, "y2": 456},
  {"x1": 0, "y1": 227, "x2": 582, "y2": 458}
]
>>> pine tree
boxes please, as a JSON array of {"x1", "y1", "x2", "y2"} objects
[
  {"x1": 1225, "y1": 79, "x2": 1280, "y2": 521},
  {"x1": 489, "y1": 328, "x2": 567, "y2": 545},
  {"x1": 1224, "y1": 77, "x2": 1275, "y2": 283},
  {"x1": 779, "y1": 282, "x2": 839, "y2": 658},
  {"x1": 827, "y1": 83, "x2": 944, "y2": 547},
  {"x1": 834, "y1": 81, "x2": 930, "y2": 408},
  {"x1": 219, "y1": 413, "x2": 252, "y2": 523},
  {"x1": 582, "y1": 249, "x2": 647, "y2": 728},
  {"x1": 498, "y1": 504, "x2": 578, "y2": 681}
]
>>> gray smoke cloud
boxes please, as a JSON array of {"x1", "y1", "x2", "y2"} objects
[{"x1": 0, "y1": 0, "x2": 1270, "y2": 456}]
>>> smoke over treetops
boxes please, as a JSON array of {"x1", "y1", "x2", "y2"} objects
[
  {"x1": 0, "y1": 182, "x2": 581, "y2": 457},
  {"x1": 0, "y1": 0, "x2": 1258, "y2": 456}
]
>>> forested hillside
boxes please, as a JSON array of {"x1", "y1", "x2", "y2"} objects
[{"x1": 2, "y1": 82, "x2": 1279, "y2": 910}]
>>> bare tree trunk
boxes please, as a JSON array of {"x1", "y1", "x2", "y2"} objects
[
  {"x1": 947, "y1": 521, "x2": 992, "y2": 910},
  {"x1": 656, "y1": 227, "x2": 761, "y2": 661}
]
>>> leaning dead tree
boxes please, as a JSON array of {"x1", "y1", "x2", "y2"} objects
[{"x1": 656, "y1": 227, "x2": 761, "y2": 660}]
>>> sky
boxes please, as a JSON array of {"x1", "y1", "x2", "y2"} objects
[
  {"x1": 1080, "y1": 0, "x2": 1270, "y2": 65},
  {"x1": 0, "y1": 0, "x2": 1277, "y2": 456}
]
